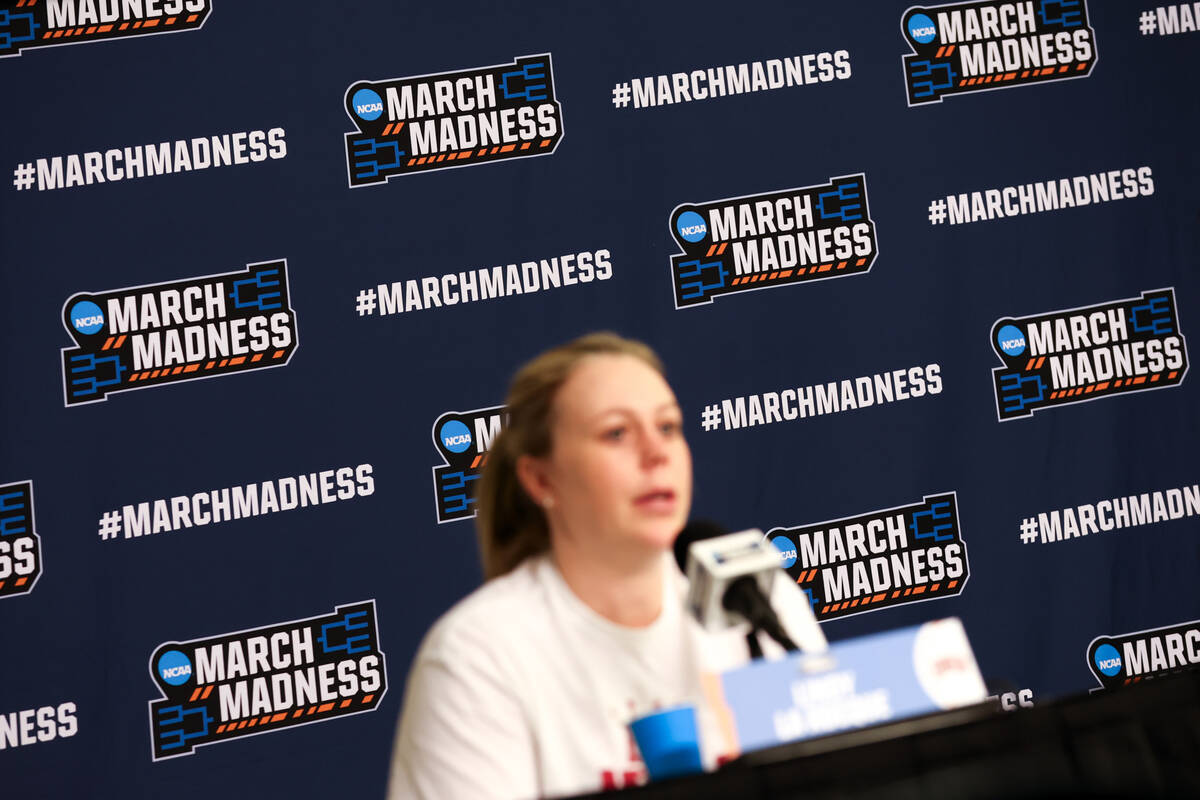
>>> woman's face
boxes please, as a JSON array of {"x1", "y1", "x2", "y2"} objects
[{"x1": 526, "y1": 353, "x2": 693, "y2": 561}]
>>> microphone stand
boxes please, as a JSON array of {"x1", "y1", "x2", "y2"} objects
[
  {"x1": 745, "y1": 628, "x2": 764, "y2": 660},
  {"x1": 725, "y1": 576, "x2": 800, "y2": 653}
]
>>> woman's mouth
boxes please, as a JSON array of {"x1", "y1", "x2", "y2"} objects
[{"x1": 634, "y1": 489, "x2": 677, "y2": 514}]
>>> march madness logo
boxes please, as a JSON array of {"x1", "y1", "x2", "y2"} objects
[
  {"x1": 344, "y1": 54, "x2": 563, "y2": 187},
  {"x1": 902, "y1": 1, "x2": 1096, "y2": 105},
  {"x1": 432, "y1": 405, "x2": 505, "y2": 523},
  {"x1": 61, "y1": 259, "x2": 298, "y2": 406},
  {"x1": 0, "y1": 481, "x2": 41, "y2": 599},
  {"x1": 1088, "y1": 619, "x2": 1200, "y2": 691},
  {"x1": 669, "y1": 175, "x2": 877, "y2": 308},
  {"x1": 991, "y1": 288, "x2": 1187, "y2": 421},
  {"x1": 767, "y1": 493, "x2": 969, "y2": 622},
  {"x1": 148, "y1": 601, "x2": 386, "y2": 760},
  {"x1": 0, "y1": 0, "x2": 210, "y2": 58}
]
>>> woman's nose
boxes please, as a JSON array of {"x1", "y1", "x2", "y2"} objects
[{"x1": 640, "y1": 426, "x2": 669, "y2": 466}]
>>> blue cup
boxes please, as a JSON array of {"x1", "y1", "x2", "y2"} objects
[{"x1": 629, "y1": 705, "x2": 704, "y2": 781}]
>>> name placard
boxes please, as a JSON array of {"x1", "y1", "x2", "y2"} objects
[{"x1": 715, "y1": 618, "x2": 985, "y2": 753}]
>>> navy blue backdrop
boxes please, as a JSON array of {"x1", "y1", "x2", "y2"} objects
[{"x1": 2, "y1": 0, "x2": 1198, "y2": 796}]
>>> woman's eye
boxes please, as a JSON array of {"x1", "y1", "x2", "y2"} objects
[
  {"x1": 603, "y1": 427, "x2": 626, "y2": 441},
  {"x1": 659, "y1": 420, "x2": 681, "y2": 435}
]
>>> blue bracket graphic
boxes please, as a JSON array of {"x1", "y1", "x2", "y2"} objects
[
  {"x1": 908, "y1": 59, "x2": 958, "y2": 100},
  {"x1": 69, "y1": 353, "x2": 127, "y2": 399},
  {"x1": 998, "y1": 371, "x2": 1046, "y2": 415},
  {"x1": 816, "y1": 180, "x2": 864, "y2": 222},
  {"x1": 440, "y1": 470, "x2": 481, "y2": 515},
  {"x1": 1040, "y1": 0, "x2": 1084, "y2": 28},
  {"x1": 500, "y1": 60, "x2": 548, "y2": 101},
  {"x1": 0, "y1": 9, "x2": 39, "y2": 53},
  {"x1": 230, "y1": 268, "x2": 283, "y2": 311},
  {"x1": 0, "y1": 490, "x2": 28, "y2": 536},
  {"x1": 157, "y1": 704, "x2": 213, "y2": 752},
  {"x1": 319, "y1": 610, "x2": 372, "y2": 655},
  {"x1": 351, "y1": 136, "x2": 405, "y2": 180},
  {"x1": 1129, "y1": 296, "x2": 1174, "y2": 335},
  {"x1": 910, "y1": 500, "x2": 955, "y2": 543},
  {"x1": 802, "y1": 587, "x2": 819, "y2": 613},
  {"x1": 676, "y1": 259, "x2": 728, "y2": 302}
]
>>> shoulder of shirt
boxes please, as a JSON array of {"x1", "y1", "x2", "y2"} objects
[{"x1": 416, "y1": 555, "x2": 553, "y2": 662}]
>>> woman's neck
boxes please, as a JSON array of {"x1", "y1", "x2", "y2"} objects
[{"x1": 551, "y1": 539, "x2": 665, "y2": 628}]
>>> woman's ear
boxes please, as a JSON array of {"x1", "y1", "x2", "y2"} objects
[{"x1": 515, "y1": 454, "x2": 554, "y2": 509}]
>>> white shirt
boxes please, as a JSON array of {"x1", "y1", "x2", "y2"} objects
[{"x1": 386, "y1": 552, "x2": 825, "y2": 800}]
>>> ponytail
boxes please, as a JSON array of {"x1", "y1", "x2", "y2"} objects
[{"x1": 476, "y1": 427, "x2": 550, "y2": 580}]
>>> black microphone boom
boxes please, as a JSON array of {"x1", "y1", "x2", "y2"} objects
[{"x1": 723, "y1": 576, "x2": 798, "y2": 652}]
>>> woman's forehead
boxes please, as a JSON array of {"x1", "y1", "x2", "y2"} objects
[{"x1": 555, "y1": 354, "x2": 675, "y2": 420}]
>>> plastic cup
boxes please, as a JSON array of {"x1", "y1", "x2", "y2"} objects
[{"x1": 628, "y1": 704, "x2": 704, "y2": 781}]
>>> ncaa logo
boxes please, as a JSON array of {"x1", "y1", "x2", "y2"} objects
[
  {"x1": 353, "y1": 88, "x2": 384, "y2": 122},
  {"x1": 676, "y1": 210, "x2": 708, "y2": 243},
  {"x1": 69, "y1": 300, "x2": 105, "y2": 335},
  {"x1": 1094, "y1": 643, "x2": 1122, "y2": 677},
  {"x1": 997, "y1": 324, "x2": 1026, "y2": 357},
  {"x1": 439, "y1": 420, "x2": 473, "y2": 454},
  {"x1": 157, "y1": 650, "x2": 194, "y2": 686},
  {"x1": 908, "y1": 13, "x2": 937, "y2": 44},
  {"x1": 770, "y1": 535, "x2": 797, "y2": 569}
]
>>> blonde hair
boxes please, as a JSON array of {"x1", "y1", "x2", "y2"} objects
[{"x1": 476, "y1": 332, "x2": 664, "y2": 580}]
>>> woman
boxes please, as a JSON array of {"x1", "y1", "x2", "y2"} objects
[{"x1": 386, "y1": 332, "x2": 802, "y2": 799}]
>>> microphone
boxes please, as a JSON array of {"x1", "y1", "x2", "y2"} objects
[{"x1": 675, "y1": 520, "x2": 799, "y2": 652}]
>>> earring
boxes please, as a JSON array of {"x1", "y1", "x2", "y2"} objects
[{"x1": 541, "y1": 496, "x2": 555, "y2": 509}]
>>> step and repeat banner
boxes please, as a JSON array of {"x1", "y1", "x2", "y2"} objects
[{"x1": 2, "y1": 1, "x2": 1198, "y2": 796}]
